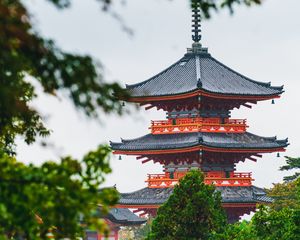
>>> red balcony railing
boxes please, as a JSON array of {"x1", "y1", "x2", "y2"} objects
[
  {"x1": 205, "y1": 172, "x2": 253, "y2": 187},
  {"x1": 146, "y1": 171, "x2": 253, "y2": 188},
  {"x1": 145, "y1": 173, "x2": 178, "y2": 188},
  {"x1": 150, "y1": 118, "x2": 247, "y2": 134}
]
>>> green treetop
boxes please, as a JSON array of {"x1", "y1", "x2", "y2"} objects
[
  {"x1": 146, "y1": 171, "x2": 226, "y2": 240},
  {"x1": 280, "y1": 156, "x2": 300, "y2": 182}
]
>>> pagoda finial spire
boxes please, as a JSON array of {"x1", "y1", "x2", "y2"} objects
[{"x1": 191, "y1": 2, "x2": 201, "y2": 43}]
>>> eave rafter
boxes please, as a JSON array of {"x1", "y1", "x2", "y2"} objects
[
  {"x1": 133, "y1": 94, "x2": 264, "y2": 112},
  {"x1": 133, "y1": 152, "x2": 264, "y2": 165}
]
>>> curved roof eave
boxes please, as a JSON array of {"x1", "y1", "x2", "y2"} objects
[
  {"x1": 117, "y1": 186, "x2": 272, "y2": 206},
  {"x1": 110, "y1": 133, "x2": 289, "y2": 153},
  {"x1": 126, "y1": 89, "x2": 283, "y2": 102},
  {"x1": 124, "y1": 51, "x2": 284, "y2": 100}
]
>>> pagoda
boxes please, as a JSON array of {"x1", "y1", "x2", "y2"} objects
[{"x1": 110, "y1": 4, "x2": 288, "y2": 223}]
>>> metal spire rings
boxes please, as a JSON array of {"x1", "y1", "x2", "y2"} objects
[{"x1": 192, "y1": 2, "x2": 201, "y2": 43}]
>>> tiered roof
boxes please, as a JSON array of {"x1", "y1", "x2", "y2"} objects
[
  {"x1": 117, "y1": 186, "x2": 272, "y2": 206},
  {"x1": 111, "y1": 132, "x2": 288, "y2": 153},
  {"x1": 126, "y1": 46, "x2": 283, "y2": 101},
  {"x1": 104, "y1": 208, "x2": 146, "y2": 225}
]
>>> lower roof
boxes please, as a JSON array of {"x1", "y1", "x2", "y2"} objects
[
  {"x1": 111, "y1": 132, "x2": 288, "y2": 153},
  {"x1": 103, "y1": 208, "x2": 146, "y2": 225},
  {"x1": 118, "y1": 186, "x2": 272, "y2": 206}
]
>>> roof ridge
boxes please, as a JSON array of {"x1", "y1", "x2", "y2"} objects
[
  {"x1": 120, "y1": 187, "x2": 150, "y2": 196},
  {"x1": 195, "y1": 55, "x2": 202, "y2": 88},
  {"x1": 208, "y1": 55, "x2": 284, "y2": 92},
  {"x1": 120, "y1": 134, "x2": 152, "y2": 143},
  {"x1": 243, "y1": 132, "x2": 277, "y2": 140},
  {"x1": 126, "y1": 55, "x2": 191, "y2": 89},
  {"x1": 276, "y1": 138, "x2": 289, "y2": 143}
]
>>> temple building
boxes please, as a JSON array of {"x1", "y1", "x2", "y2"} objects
[
  {"x1": 110, "y1": 4, "x2": 288, "y2": 223},
  {"x1": 85, "y1": 208, "x2": 146, "y2": 240}
]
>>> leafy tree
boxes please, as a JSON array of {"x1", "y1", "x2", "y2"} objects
[
  {"x1": 267, "y1": 180, "x2": 300, "y2": 210},
  {"x1": 280, "y1": 156, "x2": 300, "y2": 182},
  {"x1": 214, "y1": 220, "x2": 257, "y2": 240},
  {"x1": 221, "y1": 178, "x2": 300, "y2": 240},
  {"x1": 263, "y1": 156, "x2": 300, "y2": 210},
  {"x1": 251, "y1": 205, "x2": 298, "y2": 240},
  {"x1": 0, "y1": 146, "x2": 118, "y2": 239},
  {"x1": 221, "y1": 206, "x2": 299, "y2": 240},
  {"x1": 146, "y1": 171, "x2": 226, "y2": 240}
]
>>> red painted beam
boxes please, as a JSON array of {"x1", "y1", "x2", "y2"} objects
[
  {"x1": 124, "y1": 89, "x2": 281, "y2": 102},
  {"x1": 113, "y1": 146, "x2": 286, "y2": 155}
]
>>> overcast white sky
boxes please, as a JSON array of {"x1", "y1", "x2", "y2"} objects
[{"x1": 19, "y1": 0, "x2": 300, "y2": 193}]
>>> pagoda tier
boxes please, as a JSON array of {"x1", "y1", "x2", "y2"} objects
[
  {"x1": 115, "y1": 186, "x2": 272, "y2": 223},
  {"x1": 125, "y1": 45, "x2": 283, "y2": 112},
  {"x1": 111, "y1": 132, "x2": 288, "y2": 161}
]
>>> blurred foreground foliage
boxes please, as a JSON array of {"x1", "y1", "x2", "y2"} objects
[
  {"x1": 47, "y1": 0, "x2": 262, "y2": 18},
  {"x1": 0, "y1": 0, "x2": 129, "y2": 154},
  {"x1": 1, "y1": 1, "x2": 124, "y2": 238},
  {"x1": 0, "y1": 146, "x2": 119, "y2": 239},
  {"x1": 190, "y1": 0, "x2": 261, "y2": 18}
]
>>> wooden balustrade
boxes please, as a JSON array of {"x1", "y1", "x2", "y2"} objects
[
  {"x1": 145, "y1": 173, "x2": 178, "y2": 188},
  {"x1": 205, "y1": 171, "x2": 252, "y2": 187},
  {"x1": 150, "y1": 118, "x2": 247, "y2": 134},
  {"x1": 146, "y1": 171, "x2": 253, "y2": 188}
]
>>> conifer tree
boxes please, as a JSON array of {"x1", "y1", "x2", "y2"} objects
[{"x1": 147, "y1": 171, "x2": 226, "y2": 240}]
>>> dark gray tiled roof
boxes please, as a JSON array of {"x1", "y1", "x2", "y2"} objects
[
  {"x1": 105, "y1": 208, "x2": 146, "y2": 225},
  {"x1": 111, "y1": 132, "x2": 288, "y2": 151},
  {"x1": 126, "y1": 51, "x2": 283, "y2": 97},
  {"x1": 120, "y1": 188, "x2": 173, "y2": 205},
  {"x1": 119, "y1": 186, "x2": 272, "y2": 205}
]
